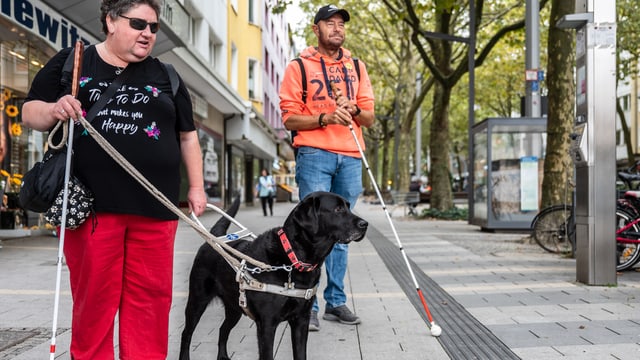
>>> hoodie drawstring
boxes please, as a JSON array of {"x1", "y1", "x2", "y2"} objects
[
  {"x1": 320, "y1": 57, "x2": 353, "y2": 101},
  {"x1": 320, "y1": 57, "x2": 334, "y2": 99}
]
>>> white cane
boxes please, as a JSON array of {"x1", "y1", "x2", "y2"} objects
[
  {"x1": 49, "y1": 40, "x2": 84, "y2": 359},
  {"x1": 329, "y1": 82, "x2": 441, "y2": 337}
]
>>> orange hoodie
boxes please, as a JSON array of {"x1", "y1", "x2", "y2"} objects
[{"x1": 279, "y1": 46, "x2": 375, "y2": 158}]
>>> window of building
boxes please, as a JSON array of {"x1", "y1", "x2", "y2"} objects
[
  {"x1": 248, "y1": 59, "x2": 258, "y2": 99},
  {"x1": 189, "y1": 17, "x2": 197, "y2": 46},
  {"x1": 270, "y1": 61, "x2": 274, "y2": 85},
  {"x1": 209, "y1": 40, "x2": 217, "y2": 68},
  {"x1": 264, "y1": 94, "x2": 270, "y2": 124},
  {"x1": 622, "y1": 95, "x2": 630, "y2": 111},
  {"x1": 248, "y1": 0, "x2": 256, "y2": 24},
  {"x1": 231, "y1": 44, "x2": 238, "y2": 90},
  {"x1": 264, "y1": 50, "x2": 269, "y2": 72}
]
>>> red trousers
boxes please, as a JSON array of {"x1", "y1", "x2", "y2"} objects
[{"x1": 63, "y1": 213, "x2": 178, "y2": 360}]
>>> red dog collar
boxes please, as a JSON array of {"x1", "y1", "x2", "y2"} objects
[{"x1": 278, "y1": 228, "x2": 318, "y2": 272}]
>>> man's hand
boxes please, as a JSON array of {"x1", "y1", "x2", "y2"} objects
[{"x1": 330, "y1": 82, "x2": 359, "y2": 126}]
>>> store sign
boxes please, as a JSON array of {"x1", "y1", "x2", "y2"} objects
[
  {"x1": 0, "y1": 0, "x2": 97, "y2": 49},
  {"x1": 160, "y1": 0, "x2": 190, "y2": 41}
]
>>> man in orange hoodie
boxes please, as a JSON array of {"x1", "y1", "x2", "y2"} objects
[{"x1": 279, "y1": 4, "x2": 375, "y2": 332}]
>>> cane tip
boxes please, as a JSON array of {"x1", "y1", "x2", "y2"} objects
[{"x1": 430, "y1": 323, "x2": 442, "y2": 337}]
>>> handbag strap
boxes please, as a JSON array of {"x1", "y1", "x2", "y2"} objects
[
  {"x1": 85, "y1": 67, "x2": 132, "y2": 123},
  {"x1": 48, "y1": 64, "x2": 134, "y2": 149}
]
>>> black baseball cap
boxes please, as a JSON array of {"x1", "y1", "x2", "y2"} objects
[{"x1": 314, "y1": 5, "x2": 350, "y2": 24}]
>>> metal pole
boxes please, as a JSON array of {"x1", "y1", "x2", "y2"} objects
[
  {"x1": 416, "y1": 73, "x2": 422, "y2": 178},
  {"x1": 393, "y1": 85, "x2": 400, "y2": 190},
  {"x1": 525, "y1": 0, "x2": 541, "y2": 117},
  {"x1": 467, "y1": 0, "x2": 476, "y2": 219}
]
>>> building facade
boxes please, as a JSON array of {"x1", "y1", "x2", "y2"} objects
[
  {"x1": 0, "y1": 0, "x2": 291, "y2": 231},
  {"x1": 616, "y1": 73, "x2": 640, "y2": 166}
]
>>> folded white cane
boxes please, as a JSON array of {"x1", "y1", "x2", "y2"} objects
[{"x1": 49, "y1": 40, "x2": 83, "y2": 359}]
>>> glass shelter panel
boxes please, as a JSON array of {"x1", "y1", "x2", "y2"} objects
[
  {"x1": 471, "y1": 118, "x2": 547, "y2": 230},
  {"x1": 473, "y1": 132, "x2": 487, "y2": 221}
]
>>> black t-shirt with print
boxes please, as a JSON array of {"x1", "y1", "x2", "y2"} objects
[{"x1": 26, "y1": 46, "x2": 195, "y2": 220}]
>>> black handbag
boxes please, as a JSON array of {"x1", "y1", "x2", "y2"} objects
[
  {"x1": 19, "y1": 60, "x2": 132, "y2": 217},
  {"x1": 19, "y1": 147, "x2": 68, "y2": 213}
]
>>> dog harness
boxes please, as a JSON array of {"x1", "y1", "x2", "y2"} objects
[
  {"x1": 236, "y1": 261, "x2": 318, "y2": 320},
  {"x1": 235, "y1": 228, "x2": 320, "y2": 319}
]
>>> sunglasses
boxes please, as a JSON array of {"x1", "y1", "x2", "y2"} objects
[{"x1": 120, "y1": 15, "x2": 159, "y2": 34}]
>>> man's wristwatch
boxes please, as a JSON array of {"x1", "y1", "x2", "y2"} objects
[
  {"x1": 318, "y1": 113, "x2": 327, "y2": 128},
  {"x1": 353, "y1": 105, "x2": 362, "y2": 117}
]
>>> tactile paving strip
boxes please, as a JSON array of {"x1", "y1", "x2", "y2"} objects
[
  {"x1": 0, "y1": 328, "x2": 69, "y2": 360},
  {"x1": 366, "y1": 226, "x2": 520, "y2": 360}
]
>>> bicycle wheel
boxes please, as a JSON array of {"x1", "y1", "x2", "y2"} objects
[
  {"x1": 615, "y1": 207, "x2": 640, "y2": 271},
  {"x1": 532, "y1": 205, "x2": 574, "y2": 254}
]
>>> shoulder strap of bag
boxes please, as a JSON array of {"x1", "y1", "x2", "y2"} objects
[
  {"x1": 353, "y1": 58, "x2": 361, "y2": 81},
  {"x1": 161, "y1": 62, "x2": 180, "y2": 97},
  {"x1": 293, "y1": 58, "x2": 307, "y2": 104},
  {"x1": 290, "y1": 58, "x2": 308, "y2": 146}
]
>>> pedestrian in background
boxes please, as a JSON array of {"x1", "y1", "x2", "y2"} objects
[
  {"x1": 20, "y1": 0, "x2": 206, "y2": 358},
  {"x1": 257, "y1": 168, "x2": 275, "y2": 216},
  {"x1": 279, "y1": 4, "x2": 375, "y2": 332}
]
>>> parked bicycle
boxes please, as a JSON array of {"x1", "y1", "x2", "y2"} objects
[
  {"x1": 530, "y1": 204, "x2": 575, "y2": 254},
  {"x1": 531, "y1": 204, "x2": 640, "y2": 271},
  {"x1": 531, "y1": 163, "x2": 640, "y2": 271}
]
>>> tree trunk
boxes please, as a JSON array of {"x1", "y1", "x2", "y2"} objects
[
  {"x1": 617, "y1": 99, "x2": 635, "y2": 167},
  {"x1": 541, "y1": 0, "x2": 575, "y2": 207},
  {"x1": 429, "y1": 82, "x2": 454, "y2": 210}
]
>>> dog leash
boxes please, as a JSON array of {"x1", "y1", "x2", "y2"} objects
[
  {"x1": 73, "y1": 113, "x2": 272, "y2": 271},
  {"x1": 75, "y1": 113, "x2": 324, "y2": 308}
]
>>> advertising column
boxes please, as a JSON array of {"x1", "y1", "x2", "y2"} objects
[{"x1": 564, "y1": 0, "x2": 617, "y2": 285}]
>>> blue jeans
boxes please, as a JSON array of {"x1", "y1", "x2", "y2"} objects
[{"x1": 295, "y1": 146, "x2": 362, "y2": 312}]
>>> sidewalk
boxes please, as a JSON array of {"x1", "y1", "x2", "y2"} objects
[{"x1": 1, "y1": 198, "x2": 639, "y2": 359}]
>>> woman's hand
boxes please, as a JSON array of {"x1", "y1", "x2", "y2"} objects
[
  {"x1": 53, "y1": 94, "x2": 83, "y2": 121},
  {"x1": 188, "y1": 186, "x2": 207, "y2": 217}
]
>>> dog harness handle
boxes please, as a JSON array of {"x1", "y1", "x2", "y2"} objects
[{"x1": 278, "y1": 228, "x2": 318, "y2": 272}]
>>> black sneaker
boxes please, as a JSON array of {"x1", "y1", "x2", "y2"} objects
[
  {"x1": 309, "y1": 310, "x2": 320, "y2": 331},
  {"x1": 322, "y1": 305, "x2": 361, "y2": 325}
]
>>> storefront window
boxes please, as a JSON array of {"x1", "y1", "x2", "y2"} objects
[
  {"x1": 231, "y1": 150, "x2": 245, "y2": 202},
  {"x1": 0, "y1": 35, "x2": 56, "y2": 228},
  {"x1": 197, "y1": 127, "x2": 223, "y2": 203}
]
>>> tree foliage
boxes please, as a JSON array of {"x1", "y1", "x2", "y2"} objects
[
  {"x1": 616, "y1": 0, "x2": 640, "y2": 166},
  {"x1": 270, "y1": 1, "x2": 640, "y2": 219},
  {"x1": 279, "y1": 1, "x2": 548, "y2": 211}
]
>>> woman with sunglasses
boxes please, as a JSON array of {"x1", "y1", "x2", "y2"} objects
[{"x1": 21, "y1": 1, "x2": 207, "y2": 359}]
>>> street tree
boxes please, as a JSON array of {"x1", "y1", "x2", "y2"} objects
[{"x1": 388, "y1": 0, "x2": 548, "y2": 211}]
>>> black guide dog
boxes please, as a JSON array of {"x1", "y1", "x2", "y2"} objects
[{"x1": 179, "y1": 191, "x2": 368, "y2": 360}]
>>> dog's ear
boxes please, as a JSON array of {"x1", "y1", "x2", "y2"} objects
[{"x1": 290, "y1": 193, "x2": 320, "y2": 235}]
